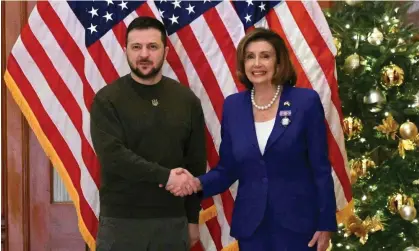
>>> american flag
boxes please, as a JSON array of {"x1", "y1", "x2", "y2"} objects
[{"x1": 4, "y1": 1, "x2": 352, "y2": 250}]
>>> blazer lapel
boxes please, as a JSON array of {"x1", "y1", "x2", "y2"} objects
[
  {"x1": 243, "y1": 91, "x2": 261, "y2": 154},
  {"x1": 265, "y1": 85, "x2": 297, "y2": 151}
]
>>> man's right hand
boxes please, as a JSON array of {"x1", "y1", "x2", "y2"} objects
[{"x1": 161, "y1": 168, "x2": 202, "y2": 197}]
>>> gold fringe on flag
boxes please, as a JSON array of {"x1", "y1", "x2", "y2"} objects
[
  {"x1": 199, "y1": 205, "x2": 218, "y2": 224},
  {"x1": 221, "y1": 241, "x2": 239, "y2": 251},
  {"x1": 336, "y1": 199, "x2": 355, "y2": 225}
]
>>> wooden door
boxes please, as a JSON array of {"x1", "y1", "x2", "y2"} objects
[{"x1": 1, "y1": 1, "x2": 87, "y2": 250}]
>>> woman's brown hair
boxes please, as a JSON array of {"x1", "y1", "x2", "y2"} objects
[{"x1": 236, "y1": 28, "x2": 296, "y2": 89}]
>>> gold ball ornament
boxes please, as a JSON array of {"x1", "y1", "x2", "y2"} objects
[
  {"x1": 367, "y1": 28, "x2": 384, "y2": 46},
  {"x1": 333, "y1": 37, "x2": 342, "y2": 56},
  {"x1": 404, "y1": 246, "x2": 419, "y2": 251},
  {"x1": 343, "y1": 116, "x2": 363, "y2": 140},
  {"x1": 399, "y1": 121, "x2": 418, "y2": 140},
  {"x1": 363, "y1": 89, "x2": 386, "y2": 113},
  {"x1": 350, "y1": 168, "x2": 358, "y2": 184},
  {"x1": 345, "y1": 0, "x2": 363, "y2": 6},
  {"x1": 399, "y1": 205, "x2": 417, "y2": 221},
  {"x1": 343, "y1": 53, "x2": 365, "y2": 75},
  {"x1": 381, "y1": 64, "x2": 404, "y2": 88}
]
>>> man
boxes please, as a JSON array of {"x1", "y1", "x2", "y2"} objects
[{"x1": 90, "y1": 16, "x2": 206, "y2": 250}]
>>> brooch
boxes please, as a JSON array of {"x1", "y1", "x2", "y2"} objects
[
  {"x1": 281, "y1": 117, "x2": 291, "y2": 126},
  {"x1": 151, "y1": 99, "x2": 159, "y2": 106},
  {"x1": 279, "y1": 109, "x2": 292, "y2": 127}
]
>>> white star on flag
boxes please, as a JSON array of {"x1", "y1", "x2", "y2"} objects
[{"x1": 169, "y1": 14, "x2": 179, "y2": 24}]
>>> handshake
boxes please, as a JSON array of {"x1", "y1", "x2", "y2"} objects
[{"x1": 160, "y1": 168, "x2": 202, "y2": 197}]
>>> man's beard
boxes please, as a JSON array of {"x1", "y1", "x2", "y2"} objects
[{"x1": 129, "y1": 57, "x2": 164, "y2": 80}]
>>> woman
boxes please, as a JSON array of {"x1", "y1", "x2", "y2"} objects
[{"x1": 168, "y1": 28, "x2": 337, "y2": 251}]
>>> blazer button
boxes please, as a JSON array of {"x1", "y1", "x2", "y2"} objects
[{"x1": 262, "y1": 177, "x2": 268, "y2": 183}]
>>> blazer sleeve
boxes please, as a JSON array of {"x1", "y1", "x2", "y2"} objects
[
  {"x1": 306, "y1": 91, "x2": 338, "y2": 232},
  {"x1": 198, "y1": 96, "x2": 239, "y2": 198}
]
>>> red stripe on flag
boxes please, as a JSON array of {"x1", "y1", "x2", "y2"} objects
[
  {"x1": 166, "y1": 40, "x2": 190, "y2": 87},
  {"x1": 286, "y1": 2, "x2": 343, "y2": 121},
  {"x1": 201, "y1": 198, "x2": 224, "y2": 251},
  {"x1": 37, "y1": 2, "x2": 96, "y2": 109},
  {"x1": 21, "y1": 26, "x2": 100, "y2": 188},
  {"x1": 326, "y1": 126, "x2": 352, "y2": 201},
  {"x1": 265, "y1": 10, "x2": 352, "y2": 202},
  {"x1": 88, "y1": 41, "x2": 120, "y2": 84},
  {"x1": 203, "y1": 8, "x2": 245, "y2": 92},
  {"x1": 191, "y1": 240, "x2": 205, "y2": 251},
  {"x1": 7, "y1": 55, "x2": 98, "y2": 238},
  {"x1": 112, "y1": 21, "x2": 127, "y2": 49},
  {"x1": 246, "y1": 26, "x2": 255, "y2": 33}
]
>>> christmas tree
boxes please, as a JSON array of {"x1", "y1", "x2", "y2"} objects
[{"x1": 325, "y1": 1, "x2": 419, "y2": 250}]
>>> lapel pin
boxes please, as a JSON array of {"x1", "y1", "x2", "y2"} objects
[
  {"x1": 281, "y1": 117, "x2": 291, "y2": 127},
  {"x1": 284, "y1": 101, "x2": 291, "y2": 106}
]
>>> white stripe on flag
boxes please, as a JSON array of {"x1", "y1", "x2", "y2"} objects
[
  {"x1": 215, "y1": 1, "x2": 245, "y2": 49},
  {"x1": 190, "y1": 16, "x2": 238, "y2": 98},
  {"x1": 123, "y1": 9, "x2": 140, "y2": 27},
  {"x1": 212, "y1": 194, "x2": 236, "y2": 248},
  {"x1": 255, "y1": 17, "x2": 269, "y2": 29},
  {"x1": 199, "y1": 222, "x2": 217, "y2": 251}
]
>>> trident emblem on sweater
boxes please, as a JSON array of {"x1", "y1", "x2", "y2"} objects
[{"x1": 151, "y1": 99, "x2": 159, "y2": 106}]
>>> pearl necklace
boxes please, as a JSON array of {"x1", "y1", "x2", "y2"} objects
[{"x1": 251, "y1": 85, "x2": 282, "y2": 110}]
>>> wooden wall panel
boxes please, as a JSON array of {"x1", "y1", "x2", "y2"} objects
[
  {"x1": 4, "y1": 2, "x2": 26, "y2": 250},
  {"x1": 2, "y1": 2, "x2": 45, "y2": 250},
  {"x1": 1, "y1": 2, "x2": 7, "y2": 250}
]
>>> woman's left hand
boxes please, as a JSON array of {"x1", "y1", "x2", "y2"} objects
[{"x1": 308, "y1": 231, "x2": 331, "y2": 251}]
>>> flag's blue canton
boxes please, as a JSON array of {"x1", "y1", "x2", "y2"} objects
[
  {"x1": 154, "y1": 0, "x2": 221, "y2": 36},
  {"x1": 232, "y1": 1, "x2": 281, "y2": 30},
  {"x1": 68, "y1": 1, "x2": 144, "y2": 47}
]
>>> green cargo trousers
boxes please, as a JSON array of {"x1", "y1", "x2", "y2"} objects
[{"x1": 96, "y1": 216, "x2": 190, "y2": 251}]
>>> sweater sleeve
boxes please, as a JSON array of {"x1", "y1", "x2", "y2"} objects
[
  {"x1": 90, "y1": 93, "x2": 171, "y2": 185},
  {"x1": 184, "y1": 97, "x2": 207, "y2": 223}
]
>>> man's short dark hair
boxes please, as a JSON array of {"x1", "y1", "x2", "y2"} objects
[{"x1": 126, "y1": 16, "x2": 167, "y2": 47}]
